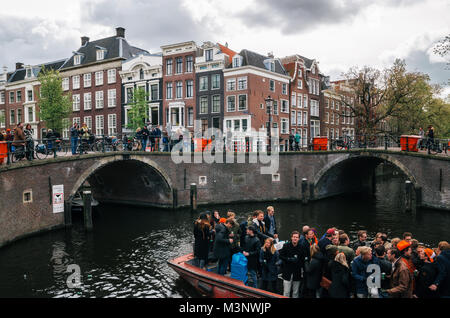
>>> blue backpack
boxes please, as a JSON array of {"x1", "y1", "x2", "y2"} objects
[{"x1": 230, "y1": 252, "x2": 248, "y2": 284}]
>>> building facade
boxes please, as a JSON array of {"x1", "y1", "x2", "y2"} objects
[
  {"x1": 59, "y1": 27, "x2": 147, "y2": 137},
  {"x1": 120, "y1": 53, "x2": 163, "y2": 134}
]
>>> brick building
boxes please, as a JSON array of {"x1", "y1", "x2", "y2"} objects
[
  {"x1": 119, "y1": 52, "x2": 163, "y2": 134},
  {"x1": 223, "y1": 49, "x2": 291, "y2": 151},
  {"x1": 59, "y1": 27, "x2": 148, "y2": 137},
  {"x1": 281, "y1": 55, "x2": 322, "y2": 148},
  {"x1": 161, "y1": 41, "x2": 200, "y2": 134},
  {"x1": 0, "y1": 67, "x2": 7, "y2": 131}
]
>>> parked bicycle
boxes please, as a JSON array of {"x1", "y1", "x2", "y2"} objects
[{"x1": 10, "y1": 145, "x2": 27, "y2": 163}]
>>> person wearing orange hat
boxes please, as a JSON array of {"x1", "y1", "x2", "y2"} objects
[
  {"x1": 384, "y1": 243, "x2": 414, "y2": 298},
  {"x1": 415, "y1": 247, "x2": 439, "y2": 298}
]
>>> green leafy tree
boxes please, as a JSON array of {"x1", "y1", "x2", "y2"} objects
[
  {"x1": 126, "y1": 88, "x2": 149, "y2": 134},
  {"x1": 37, "y1": 67, "x2": 72, "y2": 134}
]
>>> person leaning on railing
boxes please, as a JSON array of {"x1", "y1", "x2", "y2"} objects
[
  {"x1": 24, "y1": 123, "x2": 34, "y2": 161},
  {"x1": 12, "y1": 122, "x2": 26, "y2": 153}
]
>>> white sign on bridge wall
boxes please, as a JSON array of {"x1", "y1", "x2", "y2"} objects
[{"x1": 52, "y1": 184, "x2": 64, "y2": 214}]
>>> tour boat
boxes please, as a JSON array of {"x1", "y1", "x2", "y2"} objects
[{"x1": 167, "y1": 253, "x2": 287, "y2": 298}]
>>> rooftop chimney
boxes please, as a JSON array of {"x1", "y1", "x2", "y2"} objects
[
  {"x1": 81, "y1": 36, "x2": 90, "y2": 46},
  {"x1": 116, "y1": 27, "x2": 125, "y2": 38},
  {"x1": 16, "y1": 62, "x2": 24, "y2": 70}
]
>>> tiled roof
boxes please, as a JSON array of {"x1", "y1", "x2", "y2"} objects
[
  {"x1": 217, "y1": 43, "x2": 238, "y2": 64},
  {"x1": 7, "y1": 59, "x2": 67, "y2": 83},
  {"x1": 238, "y1": 49, "x2": 288, "y2": 76},
  {"x1": 60, "y1": 35, "x2": 148, "y2": 69}
]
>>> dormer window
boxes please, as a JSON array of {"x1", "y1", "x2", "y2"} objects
[
  {"x1": 311, "y1": 65, "x2": 316, "y2": 75},
  {"x1": 205, "y1": 49, "x2": 213, "y2": 62},
  {"x1": 263, "y1": 59, "x2": 275, "y2": 72},
  {"x1": 270, "y1": 61, "x2": 275, "y2": 72},
  {"x1": 26, "y1": 68, "x2": 32, "y2": 78},
  {"x1": 74, "y1": 55, "x2": 81, "y2": 65},
  {"x1": 233, "y1": 55, "x2": 242, "y2": 68},
  {"x1": 96, "y1": 49, "x2": 105, "y2": 61}
]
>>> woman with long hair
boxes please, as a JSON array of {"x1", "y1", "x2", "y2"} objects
[
  {"x1": 329, "y1": 252, "x2": 351, "y2": 298},
  {"x1": 304, "y1": 243, "x2": 326, "y2": 298},
  {"x1": 193, "y1": 213, "x2": 212, "y2": 270},
  {"x1": 259, "y1": 238, "x2": 279, "y2": 293},
  {"x1": 24, "y1": 123, "x2": 34, "y2": 160}
]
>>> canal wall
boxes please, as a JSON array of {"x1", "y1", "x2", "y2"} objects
[{"x1": 0, "y1": 150, "x2": 449, "y2": 248}]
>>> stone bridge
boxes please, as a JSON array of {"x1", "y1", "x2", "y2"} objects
[{"x1": 0, "y1": 150, "x2": 448, "y2": 248}]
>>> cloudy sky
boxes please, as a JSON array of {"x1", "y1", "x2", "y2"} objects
[{"x1": 1, "y1": 0, "x2": 449, "y2": 94}]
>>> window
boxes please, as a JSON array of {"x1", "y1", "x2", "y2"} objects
[
  {"x1": 297, "y1": 79, "x2": 302, "y2": 89},
  {"x1": 297, "y1": 112, "x2": 302, "y2": 126},
  {"x1": 186, "y1": 56, "x2": 193, "y2": 73},
  {"x1": 108, "y1": 89, "x2": 116, "y2": 108},
  {"x1": 232, "y1": 56, "x2": 242, "y2": 68},
  {"x1": 199, "y1": 76, "x2": 208, "y2": 91},
  {"x1": 84, "y1": 73, "x2": 91, "y2": 87},
  {"x1": 84, "y1": 93, "x2": 92, "y2": 110},
  {"x1": 326, "y1": 99, "x2": 329, "y2": 108},
  {"x1": 212, "y1": 74, "x2": 220, "y2": 90},
  {"x1": 238, "y1": 77, "x2": 247, "y2": 90},
  {"x1": 95, "y1": 115, "x2": 104, "y2": 135},
  {"x1": 331, "y1": 100, "x2": 335, "y2": 109},
  {"x1": 96, "y1": 50, "x2": 105, "y2": 61},
  {"x1": 95, "y1": 91, "x2": 104, "y2": 109},
  {"x1": 226, "y1": 120, "x2": 232, "y2": 131},
  {"x1": 269, "y1": 80, "x2": 275, "y2": 92},
  {"x1": 126, "y1": 87, "x2": 133, "y2": 103},
  {"x1": 205, "y1": 49, "x2": 213, "y2": 61},
  {"x1": 107, "y1": 69, "x2": 116, "y2": 84},
  {"x1": 27, "y1": 90, "x2": 33, "y2": 102},
  {"x1": 234, "y1": 119, "x2": 240, "y2": 131},
  {"x1": 201, "y1": 119, "x2": 208, "y2": 133},
  {"x1": 17, "y1": 91, "x2": 22, "y2": 102},
  {"x1": 186, "y1": 80, "x2": 193, "y2": 98},
  {"x1": 282, "y1": 84, "x2": 287, "y2": 95},
  {"x1": 84, "y1": 116, "x2": 92, "y2": 130},
  {"x1": 238, "y1": 95, "x2": 247, "y2": 111},
  {"x1": 303, "y1": 111, "x2": 307, "y2": 125},
  {"x1": 151, "y1": 84, "x2": 159, "y2": 101},
  {"x1": 326, "y1": 112, "x2": 329, "y2": 123},
  {"x1": 108, "y1": 114, "x2": 117, "y2": 135},
  {"x1": 212, "y1": 95, "x2": 220, "y2": 113},
  {"x1": 73, "y1": 117, "x2": 80, "y2": 126},
  {"x1": 176, "y1": 81, "x2": 183, "y2": 99},
  {"x1": 176, "y1": 57, "x2": 183, "y2": 74},
  {"x1": 291, "y1": 93, "x2": 296, "y2": 107},
  {"x1": 212, "y1": 117, "x2": 220, "y2": 129},
  {"x1": 0, "y1": 110, "x2": 5, "y2": 127},
  {"x1": 166, "y1": 82, "x2": 173, "y2": 99},
  {"x1": 331, "y1": 113, "x2": 334, "y2": 124},
  {"x1": 310, "y1": 100, "x2": 319, "y2": 117},
  {"x1": 298, "y1": 68, "x2": 302, "y2": 78},
  {"x1": 297, "y1": 94, "x2": 302, "y2": 108},
  {"x1": 303, "y1": 96, "x2": 308, "y2": 108},
  {"x1": 291, "y1": 111, "x2": 296, "y2": 125},
  {"x1": 281, "y1": 119, "x2": 289, "y2": 134},
  {"x1": 26, "y1": 68, "x2": 32, "y2": 78},
  {"x1": 227, "y1": 96, "x2": 236, "y2": 112},
  {"x1": 310, "y1": 120, "x2": 320, "y2": 138},
  {"x1": 188, "y1": 108, "x2": 194, "y2": 127},
  {"x1": 62, "y1": 78, "x2": 69, "y2": 91},
  {"x1": 72, "y1": 75, "x2": 80, "y2": 89},
  {"x1": 74, "y1": 55, "x2": 81, "y2": 65},
  {"x1": 336, "y1": 101, "x2": 339, "y2": 111},
  {"x1": 200, "y1": 96, "x2": 208, "y2": 114},
  {"x1": 17, "y1": 109, "x2": 22, "y2": 123},
  {"x1": 273, "y1": 100, "x2": 278, "y2": 115},
  {"x1": 139, "y1": 69, "x2": 144, "y2": 80},
  {"x1": 227, "y1": 79, "x2": 236, "y2": 91},
  {"x1": 242, "y1": 119, "x2": 248, "y2": 132},
  {"x1": 0, "y1": 92, "x2": 4, "y2": 104},
  {"x1": 95, "y1": 71, "x2": 103, "y2": 86},
  {"x1": 9, "y1": 92, "x2": 14, "y2": 103},
  {"x1": 10, "y1": 110, "x2": 15, "y2": 125},
  {"x1": 281, "y1": 100, "x2": 288, "y2": 113},
  {"x1": 73, "y1": 94, "x2": 80, "y2": 111},
  {"x1": 166, "y1": 59, "x2": 173, "y2": 75}
]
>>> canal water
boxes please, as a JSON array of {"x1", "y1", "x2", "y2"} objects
[{"x1": 0, "y1": 174, "x2": 449, "y2": 298}]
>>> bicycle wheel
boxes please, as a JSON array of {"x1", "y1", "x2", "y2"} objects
[
  {"x1": 35, "y1": 145, "x2": 48, "y2": 159},
  {"x1": 115, "y1": 142, "x2": 124, "y2": 151}
]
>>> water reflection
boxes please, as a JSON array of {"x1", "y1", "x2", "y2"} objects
[{"x1": 0, "y1": 175, "x2": 448, "y2": 298}]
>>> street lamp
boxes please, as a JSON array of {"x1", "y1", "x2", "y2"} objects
[{"x1": 265, "y1": 95, "x2": 274, "y2": 152}]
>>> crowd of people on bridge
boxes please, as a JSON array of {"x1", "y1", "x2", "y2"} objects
[{"x1": 192, "y1": 207, "x2": 450, "y2": 298}]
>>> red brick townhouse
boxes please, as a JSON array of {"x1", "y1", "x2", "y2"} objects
[
  {"x1": 223, "y1": 50, "x2": 291, "y2": 151},
  {"x1": 281, "y1": 55, "x2": 322, "y2": 148},
  {"x1": 59, "y1": 27, "x2": 148, "y2": 137},
  {"x1": 161, "y1": 41, "x2": 200, "y2": 135}
]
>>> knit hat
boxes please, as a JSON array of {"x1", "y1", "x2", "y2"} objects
[
  {"x1": 397, "y1": 240, "x2": 412, "y2": 252},
  {"x1": 219, "y1": 218, "x2": 227, "y2": 224},
  {"x1": 326, "y1": 228, "x2": 336, "y2": 236},
  {"x1": 424, "y1": 248, "x2": 435, "y2": 263}
]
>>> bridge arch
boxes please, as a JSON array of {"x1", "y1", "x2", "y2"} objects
[{"x1": 70, "y1": 154, "x2": 174, "y2": 208}]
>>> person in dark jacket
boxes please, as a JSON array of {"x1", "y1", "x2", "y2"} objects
[
  {"x1": 259, "y1": 238, "x2": 279, "y2": 293},
  {"x1": 429, "y1": 243, "x2": 450, "y2": 298},
  {"x1": 374, "y1": 245, "x2": 392, "y2": 290},
  {"x1": 141, "y1": 125, "x2": 150, "y2": 151},
  {"x1": 351, "y1": 230, "x2": 368, "y2": 251},
  {"x1": 318, "y1": 228, "x2": 336, "y2": 256},
  {"x1": 243, "y1": 225, "x2": 261, "y2": 288},
  {"x1": 263, "y1": 206, "x2": 278, "y2": 240},
  {"x1": 279, "y1": 231, "x2": 305, "y2": 298},
  {"x1": 252, "y1": 210, "x2": 270, "y2": 245},
  {"x1": 351, "y1": 246, "x2": 379, "y2": 298},
  {"x1": 329, "y1": 252, "x2": 351, "y2": 298},
  {"x1": 304, "y1": 243, "x2": 326, "y2": 298},
  {"x1": 193, "y1": 213, "x2": 212, "y2": 270},
  {"x1": 415, "y1": 248, "x2": 439, "y2": 298},
  {"x1": 70, "y1": 123, "x2": 80, "y2": 155},
  {"x1": 213, "y1": 219, "x2": 234, "y2": 275}
]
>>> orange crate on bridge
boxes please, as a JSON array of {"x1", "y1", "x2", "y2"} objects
[
  {"x1": 313, "y1": 137, "x2": 328, "y2": 151},
  {"x1": 0, "y1": 142, "x2": 7, "y2": 164},
  {"x1": 400, "y1": 135, "x2": 420, "y2": 152}
]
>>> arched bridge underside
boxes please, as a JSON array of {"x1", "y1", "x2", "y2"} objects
[{"x1": 0, "y1": 151, "x2": 448, "y2": 247}]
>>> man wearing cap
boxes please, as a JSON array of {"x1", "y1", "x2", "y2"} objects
[
  {"x1": 213, "y1": 218, "x2": 234, "y2": 275},
  {"x1": 242, "y1": 225, "x2": 261, "y2": 288},
  {"x1": 385, "y1": 245, "x2": 414, "y2": 298},
  {"x1": 319, "y1": 228, "x2": 337, "y2": 256},
  {"x1": 415, "y1": 248, "x2": 438, "y2": 298}
]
